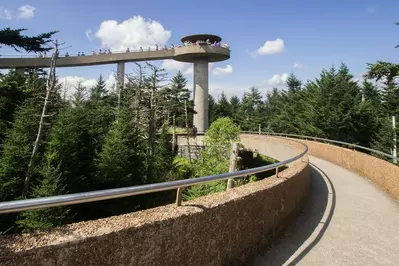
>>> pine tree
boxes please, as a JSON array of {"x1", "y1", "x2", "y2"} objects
[
  {"x1": 0, "y1": 73, "x2": 47, "y2": 202},
  {"x1": 0, "y1": 27, "x2": 58, "y2": 53},
  {"x1": 228, "y1": 95, "x2": 241, "y2": 124},
  {"x1": 48, "y1": 83, "x2": 94, "y2": 194},
  {"x1": 87, "y1": 75, "x2": 115, "y2": 156},
  {"x1": 286, "y1": 73, "x2": 302, "y2": 93},
  {"x1": 362, "y1": 80, "x2": 381, "y2": 106},
  {"x1": 312, "y1": 64, "x2": 361, "y2": 142},
  {"x1": 239, "y1": 87, "x2": 263, "y2": 130},
  {"x1": 153, "y1": 125, "x2": 173, "y2": 183},
  {"x1": 208, "y1": 94, "x2": 217, "y2": 124},
  {"x1": 17, "y1": 149, "x2": 70, "y2": 232},
  {"x1": 166, "y1": 71, "x2": 190, "y2": 128},
  {"x1": 0, "y1": 70, "x2": 27, "y2": 147},
  {"x1": 96, "y1": 113, "x2": 145, "y2": 188},
  {"x1": 214, "y1": 92, "x2": 231, "y2": 118},
  {"x1": 0, "y1": 73, "x2": 50, "y2": 233}
]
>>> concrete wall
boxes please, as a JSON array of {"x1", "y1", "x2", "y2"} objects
[
  {"x1": 288, "y1": 138, "x2": 399, "y2": 200},
  {"x1": 0, "y1": 136, "x2": 310, "y2": 266}
]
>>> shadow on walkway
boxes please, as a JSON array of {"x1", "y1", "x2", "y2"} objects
[{"x1": 248, "y1": 163, "x2": 336, "y2": 266}]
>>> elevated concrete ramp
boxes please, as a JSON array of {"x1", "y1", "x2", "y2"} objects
[{"x1": 250, "y1": 154, "x2": 399, "y2": 265}]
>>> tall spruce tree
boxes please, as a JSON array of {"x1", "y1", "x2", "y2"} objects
[
  {"x1": 17, "y1": 149, "x2": 70, "y2": 232},
  {"x1": 214, "y1": 92, "x2": 231, "y2": 118},
  {"x1": 166, "y1": 71, "x2": 190, "y2": 128}
]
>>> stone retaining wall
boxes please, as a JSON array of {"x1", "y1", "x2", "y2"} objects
[
  {"x1": 0, "y1": 135, "x2": 310, "y2": 266},
  {"x1": 289, "y1": 138, "x2": 399, "y2": 200}
]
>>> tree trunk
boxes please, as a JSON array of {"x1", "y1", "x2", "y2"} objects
[
  {"x1": 172, "y1": 114, "x2": 176, "y2": 153},
  {"x1": 22, "y1": 43, "x2": 58, "y2": 198},
  {"x1": 185, "y1": 99, "x2": 192, "y2": 164}
]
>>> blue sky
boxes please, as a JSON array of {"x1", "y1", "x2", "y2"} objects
[{"x1": 1, "y1": 0, "x2": 398, "y2": 98}]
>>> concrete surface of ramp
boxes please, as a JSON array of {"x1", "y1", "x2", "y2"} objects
[{"x1": 249, "y1": 156, "x2": 399, "y2": 265}]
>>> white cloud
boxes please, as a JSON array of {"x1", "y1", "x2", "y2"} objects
[
  {"x1": 184, "y1": 66, "x2": 193, "y2": 75},
  {"x1": 0, "y1": 7, "x2": 12, "y2": 20},
  {"x1": 212, "y1": 65, "x2": 233, "y2": 76},
  {"x1": 95, "y1": 16, "x2": 171, "y2": 51},
  {"x1": 367, "y1": 6, "x2": 376, "y2": 14},
  {"x1": 161, "y1": 60, "x2": 190, "y2": 72},
  {"x1": 266, "y1": 73, "x2": 289, "y2": 86},
  {"x1": 161, "y1": 60, "x2": 215, "y2": 77},
  {"x1": 59, "y1": 73, "x2": 116, "y2": 99},
  {"x1": 257, "y1": 38, "x2": 285, "y2": 55},
  {"x1": 17, "y1": 5, "x2": 35, "y2": 19},
  {"x1": 293, "y1": 63, "x2": 304, "y2": 69},
  {"x1": 86, "y1": 29, "x2": 94, "y2": 41}
]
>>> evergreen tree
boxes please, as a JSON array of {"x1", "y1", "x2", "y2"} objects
[
  {"x1": 153, "y1": 125, "x2": 173, "y2": 183},
  {"x1": 362, "y1": 80, "x2": 381, "y2": 106},
  {"x1": 239, "y1": 87, "x2": 263, "y2": 130},
  {"x1": 214, "y1": 92, "x2": 231, "y2": 118},
  {"x1": 87, "y1": 75, "x2": 115, "y2": 156},
  {"x1": 48, "y1": 83, "x2": 94, "y2": 194},
  {"x1": 286, "y1": 73, "x2": 302, "y2": 93},
  {"x1": 0, "y1": 27, "x2": 58, "y2": 53},
  {"x1": 17, "y1": 149, "x2": 70, "y2": 232},
  {"x1": 229, "y1": 95, "x2": 241, "y2": 124},
  {"x1": 0, "y1": 71, "x2": 26, "y2": 146},
  {"x1": 312, "y1": 64, "x2": 361, "y2": 143},
  {"x1": 0, "y1": 73, "x2": 47, "y2": 202},
  {"x1": 0, "y1": 73, "x2": 50, "y2": 233},
  {"x1": 165, "y1": 71, "x2": 191, "y2": 128},
  {"x1": 96, "y1": 113, "x2": 145, "y2": 189},
  {"x1": 208, "y1": 94, "x2": 217, "y2": 124}
]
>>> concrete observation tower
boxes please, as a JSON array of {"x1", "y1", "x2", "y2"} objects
[
  {"x1": 0, "y1": 33, "x2": 230, "y2": 132},
  {"x1": 174, "y1": 34, "x2": 230, "y2": 132}
]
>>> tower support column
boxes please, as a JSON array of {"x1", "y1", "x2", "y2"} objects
[
  {"x1": 193, "y1": 59, "x2": 209, "y2": 133},
  {"x1": 116, "y1": 62, "x2": 125, "y2": 93}
]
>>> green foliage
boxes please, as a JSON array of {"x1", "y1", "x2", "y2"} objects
[
  {"x1": 153, "y1": 126, "x2": 173, "y2": 183},
  {"x1": 0, "y1": 71, "x2": 27, "y2": 146},
  {"x1": 168, "y1": 157, "x2": 194, "y2": 180},
  {"x1": 48, "y1": 99, "x2": 94, "y2": 193},
  {"x1": 17, "y1": 150, "x2": 70, "y2": 232},
  {"x1": 165, "y1": 71, "x2": 192, "y2": 127},
  {"x1": 214, "y1": 92, "x2": 231, "y2": 118},
  {"x1": 185, "y1": 118, "x2": 240, "y2": 199},
  {"x1": 0, "y1": 27, "x2": 58, "y2": 53},
  {"x1": 0, "y1": 73, "x2": 47, "y2": 202},
  {"x1": 96, "y1": 117, "x2": 145, "y2": 188}
]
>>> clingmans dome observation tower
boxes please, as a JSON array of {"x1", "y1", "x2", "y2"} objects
[{"x1": 0, "y1": 33, "x2": 230, "y2": 132}]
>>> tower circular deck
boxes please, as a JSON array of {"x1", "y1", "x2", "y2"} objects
[{"x1": 173, "y1": 45, "x2": 230, "y2": 63}]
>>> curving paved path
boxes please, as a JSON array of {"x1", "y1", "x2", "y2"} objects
[{"x1": 249, "y1": 154, "x2": 399, "y2": 265}]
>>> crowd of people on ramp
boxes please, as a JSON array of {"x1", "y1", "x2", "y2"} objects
[{"x1": 36, "y1": 39, "x2": 230, "y2": 58}]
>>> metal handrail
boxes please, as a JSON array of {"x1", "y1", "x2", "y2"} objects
[
  {"x1": 243, "y1": 131, "x2": 398, "y2": 162},
  {"x1": 0, "y1": 134, "x2": 308, "y2": 214}
]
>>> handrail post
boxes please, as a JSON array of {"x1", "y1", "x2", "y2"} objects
[
  {"x1": 258, "y1": 124, "x2": 261, "y2": 135},
  {"x1": 275, "y1": 167, "x2": 279, "y2": 178},
  {"x1": 176, "y1": 187, "x2": 183, "y2": 206}
]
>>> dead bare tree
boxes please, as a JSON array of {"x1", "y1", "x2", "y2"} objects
[
  {"x1": 22, "y1": 41, "x2": 59, "y2": 198},
  {"x1": 185, "y1": 99, "x2": 192, "y2": 164},
  {"x1": 145, "y1": 62, "x2": 168, "y2": 182}
]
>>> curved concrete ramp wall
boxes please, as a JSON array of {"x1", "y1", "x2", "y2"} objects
[
  {"x1": 288, "y1": 138, "x2": 399, "y2": 200},
  {"x1": 0, "y1": 136, "x2": 309, "y2": 266}
]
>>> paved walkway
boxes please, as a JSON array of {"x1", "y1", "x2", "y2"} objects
[{"x1": 249, "y1": 156, "x2": 399, "y2": 265}]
